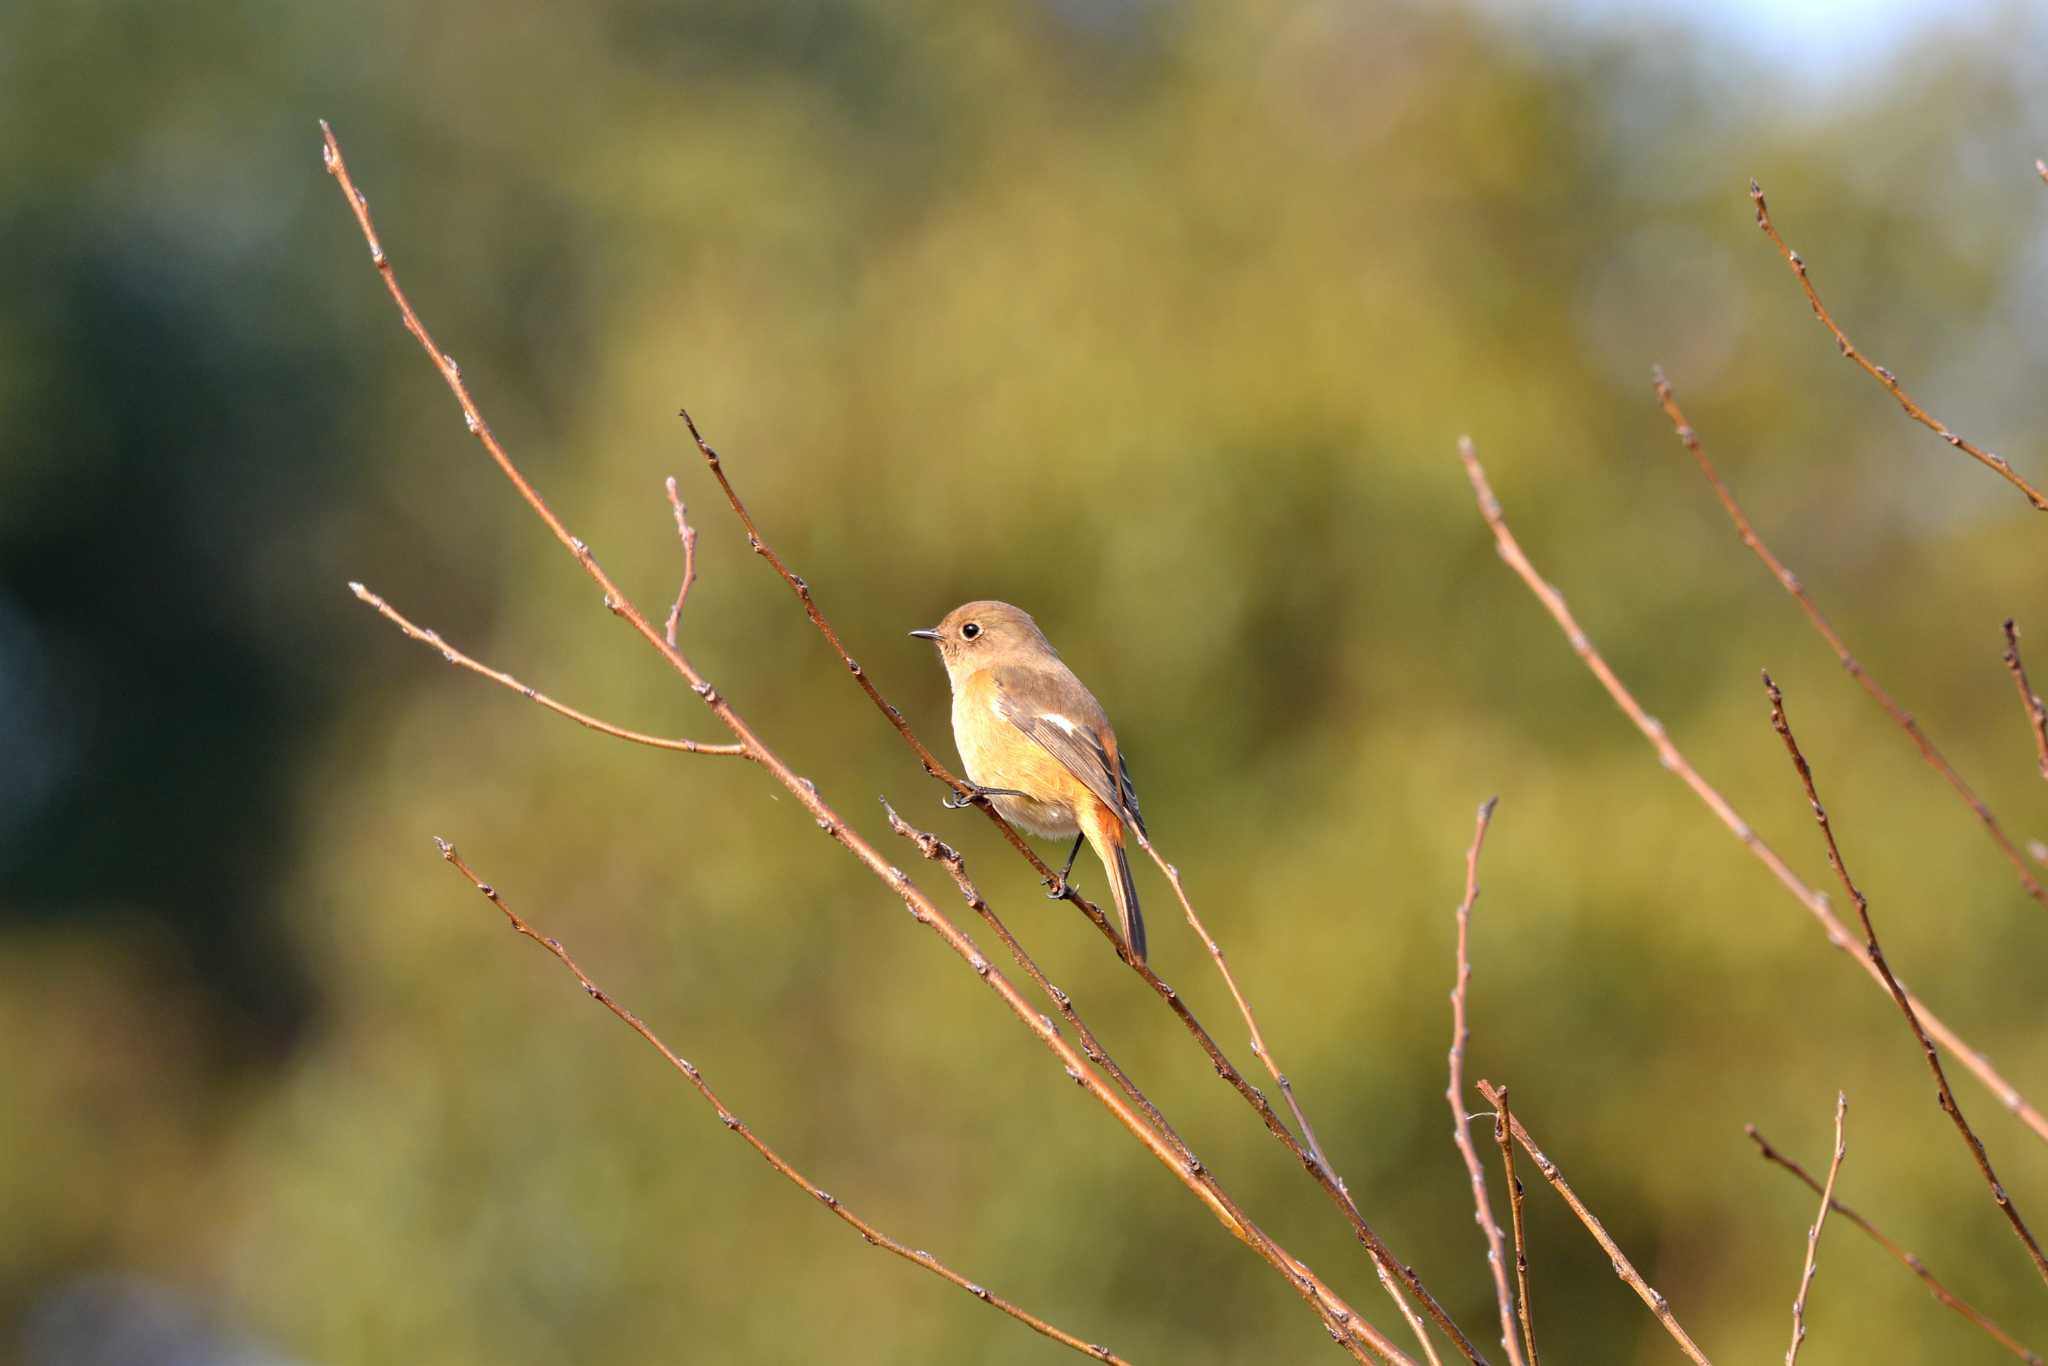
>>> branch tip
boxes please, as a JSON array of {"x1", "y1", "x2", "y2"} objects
[
  {"x1": 1656, "y1": 377, "x2": 2046, "y2": 902},
  {"x1": 1470, "y1": 423, "x2": 2048, "y2": 1140},
  {"x1": 1750, "y1": 182, "x2": 2048, "y2": 507},
  {"x1": 1477, "y1": 1081, "x2": 1705, "y2": 1363},
  {"x1": 1767, "y1": 678, "x2": 2048, "y2": 1285}
]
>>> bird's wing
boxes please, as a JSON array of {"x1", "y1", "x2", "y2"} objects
[
  {"x1": 989, "y1": 664, "x2": 1143, "y2": 832},
  {"x1": 1117, "y1": 751, "x2": 1147, "y2": 840}
]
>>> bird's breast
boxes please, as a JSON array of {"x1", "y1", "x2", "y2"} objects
[{"x1": 952, "y1": 676, "x2": 1084, "y2": 837}]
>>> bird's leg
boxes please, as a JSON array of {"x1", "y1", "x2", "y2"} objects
[
  {"x1": 942, "y1": 783, "x2": 1033, "y2": 810},
  {"x1": 1044, "y1": 834, "x2": 1085, "y2": 900}
]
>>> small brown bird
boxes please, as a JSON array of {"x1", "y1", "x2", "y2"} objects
[{"x1": 912, "y1": 601, "x2": 1148, "y2": 963}]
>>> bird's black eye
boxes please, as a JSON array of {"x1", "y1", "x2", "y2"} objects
[{"x1": 961, "y1": 622, "x2": 981, "y2": 640}]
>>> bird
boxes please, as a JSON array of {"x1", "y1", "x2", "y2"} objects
[{"x1": 911, "y1": 601, "x2": 1148, "y2": 964}]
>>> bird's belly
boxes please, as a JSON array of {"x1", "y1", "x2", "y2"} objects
[
  {"x1": 955, "y1": 694, "x2": 1081, "y2": 838},
  {"x1": 987, "y1": 791, "x2": 1080, "y2": 839}
]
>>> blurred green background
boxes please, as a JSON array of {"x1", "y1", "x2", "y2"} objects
[{"x1": 6, "y1": 1, "x2": 2048, "y2": 1361}]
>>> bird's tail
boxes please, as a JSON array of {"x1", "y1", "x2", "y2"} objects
[
  {"x1": 1081, "y1": 806, "x2": 1145, "y2": 965},
  {"x1": 1109, "y1": 841, "x2": 1146, "y2": 965}
]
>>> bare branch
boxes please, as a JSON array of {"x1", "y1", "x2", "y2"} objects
[
  {"x1": 1763, "y1": 674, "x2": 2048, "y2": 1284},
  {"x1": 1747, "y1": 180, "x2": 2047, "y2": 510},
  {"x1": 875, "y1": 801, "x2": 1422, "y2": 1359},
  {"x1": 881, "y1": 802, "x2": 1190, "y2": 1162},
  {"x1": 349, "y1": 582, "x2": 749, "y2": 758},
  {"x1": 1746, "y1": 1125, "x2": 2044, "y2": 1364},
  {"x1": 1458, "y1": 436, "x2": 2048, "y2": 1147},
  {"x1": 1488, "y1": 1086, "x2": 1539, "y2": 1366},
  {"x1": 324, "y1": 120, "x2": 1395, "y2": 1363},
  {"x1": 685, "y1": 408, "x2": 1474, "y2": 1362},
  {"x1": 1476, "y1": 1081, "x2": 1710, "y2": 1365},
  {"x1": 1133, "y1": 834, "x2": 1469, "y2": 1364},
  {"x1": 432, "y1": 839, "x2": 1131, "y2": 1364},
  {"x1": 1785, "y1": 1092, "x2": 1846, "y2": 1366},
  {"x1": 1445, "y1": 800, "x2": 1524, "y2": 1366},
  {"x1": 681, "y1": 413, "x2": 991, "y2": 800},
  {"x1": 663, "y1": 476, "x2": 698, "y2": 649},
  {"x1": 1653, "y1": 370, "x2": 2045, "y2": 906},
  {"x1": 2002, "y1": 620, "x2": 2048, "y2": 780}
]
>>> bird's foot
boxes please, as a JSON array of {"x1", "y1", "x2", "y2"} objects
[{"x1": 1044, "y1": 833, "x2": 1084, "y2": 900}]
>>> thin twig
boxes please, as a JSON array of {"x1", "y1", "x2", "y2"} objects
[
  {"x1": 686, "y1": 409, "x2": 1472, "y2": 1363},
  {"x1": 1445, "y1": 800, "x2": 1523, "y2": 1366},
  {"x1": 663, "y1": 476, "x2": 697, "y2": 649},
  {"x1": 1131, "y1": 834, "x2": 1468, "y2": 1365},
  {"x1": 877, "y1": 801, "x2": 1423, "y2": 1362},
  {"x1": 881, "y1": 803, "x2": 1192, "y2": 1166},
  {"x1": 432, "y1": 840, "x2": 1131, "y2": 1364},
  {"x1": 1748, "y1": 180, "x2": 2047, "y2": 510},
  {"x1": 1653, "y1": 370, "x2": 2045, "y2": 906},
  {"x1": 681, "y1": 412, "x2": 1009, "y2": 823},
  {"x1": 1475, "y1": 1081, "x2": 1710, "y2": 1365},
  {"x1": 1764, "y1": 674, "x2": 2048, "y2": 1284},
  {"x1": 1488, "y1": 1087, "x2": 1538, "y2": 1366},
  {"x1": 2002, "y1": 620, "x2": 2048, "y2": 780},
  {"x1": 1458, "y1": 437, "x2": 2048, "y2": 1147},
  {"x1": 1785, "y1": 1092, "x2": 1846, "y2": 1366},
  {"x1": 1134, "y1": 836, "x2": 1328, "y2": 1166},
  {"x1": 349, "y1": 582, "x2": 750, "y2": 757},
  {"x1": 323, "y1": 121, "x2": 1395, "y2": 1363},
  {"x1": 1746, "y1": 1125, "x2": 2045, "y2": 1364}
]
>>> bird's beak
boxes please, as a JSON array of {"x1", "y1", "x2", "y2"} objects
[{"x1": 908, "y1": 628, "x2": 940, "y2": 640}]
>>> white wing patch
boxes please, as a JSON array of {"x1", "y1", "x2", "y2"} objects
[{"x1": 990, "y1": 693, "x2": 1079, "y2": 737}]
